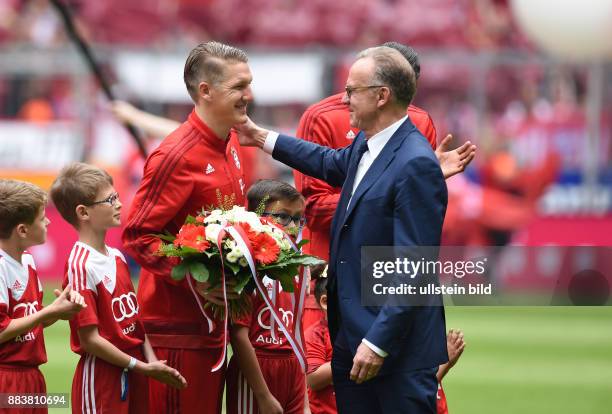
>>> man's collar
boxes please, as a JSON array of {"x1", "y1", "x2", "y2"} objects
[
  {"x1": 188, "y1": 109, "x2": 230, "y2": 152},
  {"x1": 366, "y1": 115, "x2": 408, "y2": 157}
]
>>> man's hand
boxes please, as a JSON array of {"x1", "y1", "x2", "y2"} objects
[
  {"x1": 436, "y1": 134, "x2": 477, "y2": 179},
  {"x1": 350, "y1": 342, "x2": 384, "y2": 384},
  {"x1": 195, "y1": 281, "x2": 240, "y2": 306},
  {"x1": 234, "y1": 117, "x2": 269, "y2": 148},
  {"x1": 446, "y1": 328, "x2": 466, "y2": 369},
  {"x1": 48, "y1": 285, "x2": 87, "y2": 320}
]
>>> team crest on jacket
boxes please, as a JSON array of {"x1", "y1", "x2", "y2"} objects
[
  {"x1": 346, "y1": 130, "x2": 356, "y2": 139},
  {"x1": 230, "y1": 147, "x2": 241, "y2": 169}
]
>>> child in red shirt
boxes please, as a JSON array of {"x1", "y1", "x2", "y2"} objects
[
  {"x1": 0, "y1": 179, "x2": 86, "y2": 414},
  {"x1": 304, "y1": 267, "x2": 336, "y2": 414},
  {"x1": 51, "y1": 163, "x2": 186, "y2": 414},
  {"x1": 226, "y1": 179, "x2": 309, "y2": 414}
]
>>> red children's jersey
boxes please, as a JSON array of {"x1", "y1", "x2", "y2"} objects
[
  {"x1": 305, "y1": 318, "x2": 336, "y2": 414},
  {"x1": 123, "y1": 109, "x2": 246, "y2": 349},
  {"x1": 437, "y1": 381, "x2": 449, "y2": 414},
  {"x1": 294, "y1": 93, "x2": 438, "y2": 261},
  {"x1": 234, "y1": 277, "x2": 296, "y2": 353},
  {"x1": 0, "y1": 249, "x2": 46, "y2": 367},
  {"x1": 63, "y1": 242, "x2": 145, "y2": 354}
]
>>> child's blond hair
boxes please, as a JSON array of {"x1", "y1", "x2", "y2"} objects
[
  {"x1": 50, "y1": 162, "x2": 113, "y2": 227},
  {"x1": 0, "y1": 179, "x2": 47, "y2": 239}
]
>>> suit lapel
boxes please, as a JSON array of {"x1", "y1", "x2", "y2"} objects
[
  {"x1": 331, "y1": 133, "x2": 367, "y2": 230},
  {"x1": 342, "y1": 123, "x2": 410, "y2": 225}
]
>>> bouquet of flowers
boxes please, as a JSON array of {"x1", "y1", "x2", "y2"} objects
[{"x1": 156, "y1": 204, "x2": 324, "y2": 322}]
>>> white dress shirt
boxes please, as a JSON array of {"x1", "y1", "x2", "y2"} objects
[
  {"x1": 347, "y1": 115, "x2": 407, "y2": 209},
  {"x1": 263, "y1": 115, "x2": 409, "y2": 358}
]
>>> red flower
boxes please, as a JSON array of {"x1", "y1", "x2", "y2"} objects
[
  {"x1": 196, "y1": 215, "x2": 205, "y2": 223},
  {"x1": 251, "y1": 232, "x2": 280, "y2": 265},
  {"x1": 174, "y1": 223, "x2": 210, "y2": 252},
  {"x1": 236, "y1": 222, "x2": 258, "y2": 244},
  {"x1": 234, "y1": 222, "x2": 279, "y2": 264}
]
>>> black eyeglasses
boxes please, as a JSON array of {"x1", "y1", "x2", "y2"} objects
[
  {"x1": 86, "y1": 192, "x2": 120, "y2": 207},
  {"x1": 262, "y1": 212, "x2": 306, "y2": 228},
  {"x1": 344, "y1": 85, "x2": 385, "y2": 99}
]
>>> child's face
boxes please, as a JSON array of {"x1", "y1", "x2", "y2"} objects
[
  {"x1": 20, "y1": 206, "x2": 50, "y2": 247},
  {"x1": 82, "y1": 185, "x2": 122, "y2": 230},
  {"x1": 263, "y1": 198, "x2": 305, "y2": 234}
]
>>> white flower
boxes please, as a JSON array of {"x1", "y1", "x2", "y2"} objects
[
  {"x1": 238, "y1": 257, "x2": 248, "y2": 267},
  {"x1": 204, "y1": 209, "x2": 224, "y2": 224},
  {"x1": 231, "y1": 246, "x2": 245, "y2": 260},
  {"x1": 226, "y1": 250, "x2": 240, "y2": 263},
  {"x1": 205, "y1": 223, "x2": 223, "y2": 243}
]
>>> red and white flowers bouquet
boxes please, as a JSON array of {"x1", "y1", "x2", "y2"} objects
[{"x1": 156, "y1": 204, "x2": 324, "y2": 322}]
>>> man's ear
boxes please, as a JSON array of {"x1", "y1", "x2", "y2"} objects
[
  {"x1": 320, "y1": 294, "x2": 328, "y2": 310},
  {"x1": 198, "y1": 80, "x2": 213, "y2": 102},
  {"x1": 377, "y1": 86, "x2": 392, "y2": 109}
]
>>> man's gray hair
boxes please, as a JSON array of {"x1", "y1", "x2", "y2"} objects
[
  {"x1": 184, "y1": 41, "x2": 248, "y2": 102},
  {"x1": 357, "y1": 46, "x2": 416, "y2": 107}
]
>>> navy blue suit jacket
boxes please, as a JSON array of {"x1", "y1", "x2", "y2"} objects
[{"x1": 272, "y1": 117, "x2": 448, "y2": 374}]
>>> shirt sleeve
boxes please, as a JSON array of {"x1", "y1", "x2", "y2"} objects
[
  {"x1": 294, "y1": 110, "x2": 343, "y2": 233},
  {"x1": 66, "y1": 262, "x2": 99, "y2": 328},
  {"x1": 305, "y1": 325, "x2": 329, "y2": 374},
  {"x1": 231, "y1": 294, "x2": 253, "y2": 328},
  {"x1": 263, "y1": 131, "x2": 279, "y2": 154},
  {"x1": 0, "y1": 272, "x2": 8, "y2": 306},
  {"x1": 122, "y1": 149, "x2": 194, "y2": 285},
  {"x1": 361, "y1": 338, "x2": 388, "y2": 358},
  {"x1": 0, "y1": 275, "x2": 10, "y2": 333}
]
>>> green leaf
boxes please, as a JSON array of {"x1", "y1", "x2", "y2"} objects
[
  {"x1": 296, "y1": 239, "x2": 310, "y2": 249},
  {"x1": 202, "y1": 249, "x2": 220, "y2": 259},
  {"x1": 233, "y1": 272, "x2": 252, "y2": 294},
  {"x1": 171, "y1": 261, "x2": 189, "y2": 281},
  {"x1": 259, "y1": 254, "x2": 325, "y2": 271},
  {"x1": 184, "y1": 215, "x2": 198, "y2": 224},
  {"x1": 279, "y1": 275, "x2": 295, "y2": 293},
  {"x1": 180, "y1": 246, "x2": 201, "y2": 255},
  {"x1": 224, "y1": 260, "x2": 241, "y2": 275},
  {"x1": 154, "y1": 232, "x2": 176, "y2": 242},
  {"x1": 189, "y1": 261, "x2": 210, "y2": 283}
]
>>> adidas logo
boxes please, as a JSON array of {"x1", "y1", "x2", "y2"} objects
[
  {"x1": 346, "y1": 130, "x2": 356, "y2": 139},
  {"x1": 103, "y1": 275, "x2": 112, "y2": 286},
  {"x1": 12, "y1": 279, "x2": 23, "y2": 290},
  {"x1": 205, "y1": 163, "x2": 215, "y2": 174}
]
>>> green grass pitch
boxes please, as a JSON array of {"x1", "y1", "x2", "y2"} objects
[{"x1": 39, "y1": 288, "x2": 612, "y2": 413}]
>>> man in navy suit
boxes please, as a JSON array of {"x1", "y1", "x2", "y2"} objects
[{"x1": 238, "y1": 46, "x2": 448, "y2": 413}]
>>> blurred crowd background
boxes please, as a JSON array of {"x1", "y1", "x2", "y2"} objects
[{"x1": 0, "y1": 0, "x2": 610, "y2": 282}]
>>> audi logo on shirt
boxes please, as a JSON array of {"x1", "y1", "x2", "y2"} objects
[
  {"x1": 13, "y1": 301, "x2": 39, "y2": 318},
  {"x1": 257, "y1": 306, "x2": 294, "y2": 330},
  {"x1": 111, "y1": 292, "x2": 139, "y2": 322}
]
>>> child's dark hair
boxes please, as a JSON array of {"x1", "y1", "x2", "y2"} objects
[
  {"x1": 314, "y1": 277, "x2": 327, "y2": 304},
  {"x1": 246, "y1": 179, "x2": 303, "y2": 212},
  {"x1": 311, "y1": 264, "x2": 328, "y2": 304}
]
